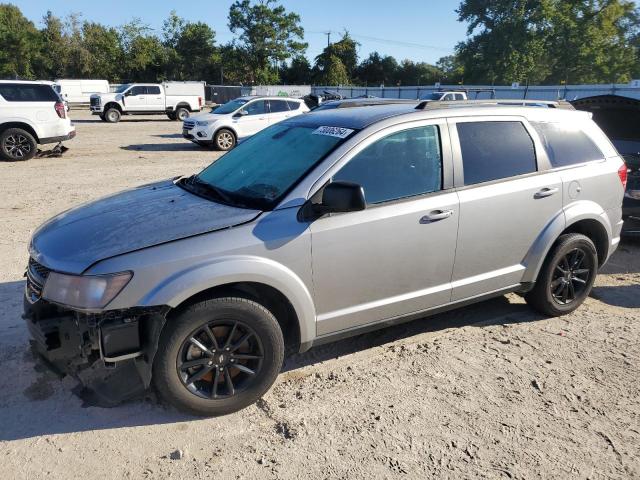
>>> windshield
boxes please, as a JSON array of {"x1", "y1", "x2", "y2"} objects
[
  {"x1": 424, "y1": 92, "x2": 443, "y2": 100},
  {"x1": 115, "y1": 84, "x2": 131, "y2": 93},
  {"x1": 192, "y1": 123, "x2": 356, "y2": 210},
  {"x1": 212, "y1": 98, "x2": 249, "y2": 114}
]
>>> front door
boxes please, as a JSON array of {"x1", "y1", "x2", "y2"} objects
[
  {"x1": 124, "y1": 85, "x2": 147, "y2": 111},
  {"x1": 448, "y1": 118, "x2": 564, "y2": 300},
  {"x1": 310, "y1": 122, "x2": 459, "y2": 336},
  {"x1": 232, "y1": 100, "x2": 268, "y2": 138}
]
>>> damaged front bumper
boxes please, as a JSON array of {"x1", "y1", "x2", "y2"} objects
[{"x1": 23, "y1": 294, "x2": 167, "y2": 406}]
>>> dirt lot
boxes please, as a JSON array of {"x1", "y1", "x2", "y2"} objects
[{"x1": 0, "y1": 110, "x2": 639, "y2": 479}]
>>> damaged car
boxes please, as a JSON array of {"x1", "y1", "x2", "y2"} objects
[{"x1": 24, "y1": 101, "x2": 625, "y2": 416}]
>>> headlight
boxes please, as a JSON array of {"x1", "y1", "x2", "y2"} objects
[
  {"x1": 195, "y1": 120, "x2": 210, "y2": 126},
  {"x1": 42, "y1": 271, "x2": 132, "y2": 310},
  {"x1": 625, "y1": 189, "x2": 640, "y2": 200}
]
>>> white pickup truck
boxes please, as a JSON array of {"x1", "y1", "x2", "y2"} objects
[
  {"x1": 421, "y1": 91, "x2": 468, "y2": 101},
  {"x1": 90, "y1": 81, "x2": 205, "y2": 123}
]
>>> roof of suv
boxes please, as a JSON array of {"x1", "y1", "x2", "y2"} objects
[
  {"x1": 238, "y1": 95, "x2": 303, "y2": 102},
  {"x1": 284, "y1": 102, "x2": 591, "y2": 130}
]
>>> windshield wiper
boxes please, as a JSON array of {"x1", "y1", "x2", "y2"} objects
[{"x1": 177, "y1": 175, "x2": 237, "y2": 206}]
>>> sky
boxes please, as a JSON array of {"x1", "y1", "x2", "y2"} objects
[{"x1": 14, "y1": 0, "x2": 469, "y2": 65}]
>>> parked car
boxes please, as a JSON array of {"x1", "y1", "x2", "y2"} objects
[
  {"x1": 55, "y1": 79, "x2": 110, "y2": 105},
  {"x1": 311, "y1": 97, "x2": 419, "y2": 111},
  {"x1": 24, "y1": 101, "x2": 625, "y2": 415},
  {"x1": 182, "y1": 96, "x2": 309, "y2": 150},
  {"x1": 421, "y1": 90, "x2": 468, "y2": 101},
  {"x1": 90, "y1": 81, "x2": 205, "y2": 123},
  {"x1": 0, "y1": 80, "x2": 75, "y2": 161},
  {"x1": 621, "y1": 153, "x2": 640, "y2": 236}
]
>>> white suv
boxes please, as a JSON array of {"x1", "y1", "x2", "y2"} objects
[
  {"x1": 0, "y1": 81, "x2": 75, "y2": 161},
  {"x1": 182, "y1": 96, "x2": 309, "y2": 150}
]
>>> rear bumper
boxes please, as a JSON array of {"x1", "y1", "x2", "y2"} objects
[{"x1": 40, "y1": 129, "x2": 76, "y2": 145}]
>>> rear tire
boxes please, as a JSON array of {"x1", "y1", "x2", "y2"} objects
[
  {"x1": 0, "y1": 128, "x2": 37, "y2": 161},
  {"x1": 104, "y1": 108, "x2": 121, "y2": 123},
  {"x1": 153, "y1": 297, "x2": 284, "y2": 417},
  {"x1": 214, "y1": 129, "x2": 236, "y2": 151},
  {"x1": 175, "y1": 107, "x2": 189, "y2": 121},
  {"x1": 525, "y1": 233, "x2": 598, "y2": 316}
]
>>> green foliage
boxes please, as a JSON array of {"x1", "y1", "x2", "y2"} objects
[
  {"x1": 356, "y1": 52, "x2": 400, "y2": 85},
  {"x1": 0, "y1": 4, "x2": 42, "y2": 79},
  {"x1": 228, "y1": 0, "x2": 307, "y2": 84},
  {"x1": 315, "y1": 54, "x2": 349, "y2": 85},
  {"x1": 313, "y1": 31, "x2": 359, "y2": 82},
  {"x1": 281, "y1": 55, "x2": 312, "y2": 84}
]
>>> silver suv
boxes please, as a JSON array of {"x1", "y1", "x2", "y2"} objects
[{"x1": 24, "y1": 101, "x2": 626, "y2": 416}]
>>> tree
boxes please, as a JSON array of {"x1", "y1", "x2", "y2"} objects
[
  {"x1": 0, "y1": 4, "x2": 42, "y2": 79},
  {"x1": 119, "y1": 19, "x2": 166, "y2": 82},
  {"x1": 313, "y1": 31, "x2": 359, "y2": 82},
  {"x1": 436, "y1": 55, "x2": 465, "y2": 84},
  {"x1": 281, "y1": 55, "x2": 311, "y2": 84},
  {"x1": 315, "y1": 55, "x2": 349, "y2": 85},
  {"x1": 39, "y1": 11, "x2": 69, "y2": 78},
  {"x1": 228, "y1": 0, "x2": 307, "y2": 84},
  {"x1": 396, "y1": 60, "x2": 442, "y2": 85},
  {"x1": 82, "y1": 22, "x2": 122, "y2": 80},
  {"x1": 175, "y1": 22, "x2": 218, "y2": 81},
  {"x1": 356, "y1": 52, "x2": 399, "y2": 85}
]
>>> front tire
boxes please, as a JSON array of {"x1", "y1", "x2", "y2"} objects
[
  {"x1": 0, "y1": 128, "x2": 37, "y2": 161},
  {"x1": 153, "y1": 297, "x2": 284, "y2": 416},
  {"x1": 104, "y1": 108, "x2": 121, "y2": 123},
  {"x1": 525, "y1": 233, "x2": 598, "y2": 316},
  {"x1": 214, "y1": 129, "x2": 236, "y2": 151}
]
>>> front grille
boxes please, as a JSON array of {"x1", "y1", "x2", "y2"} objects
[
  {"x1": 90, "y1": 97, "x2": 101, "y2": 107},
  {"x1": 183, "y1": 120, "x2": 195, "y2": 130},
  {"x1": 26, "y1": 257, "x2": 51, "y2": 303}
]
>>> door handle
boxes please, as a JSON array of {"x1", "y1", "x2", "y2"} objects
[
  {"x1": 534, "y1": 187, "x2": 559, "y2": 199},
  {"x1": 420, "y1": 209, "x2": 454, "y2": 223},
  {"x1": 258, "y1": 117, "x2": 266, "y2": 120}
]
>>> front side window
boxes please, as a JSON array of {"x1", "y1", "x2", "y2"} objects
[
  {"x1": 0, "y1": 83, "x2": 59, "y2": 102},
  {"x1": 457, "y1": 121, "x2": 536, "y2": 185},
  {"x1": 333, "y1": 125, "x2": 442, "y2": 204},
  {"x1": 243, "y1": 100, "x2": 267, "y2": 116},
  {"x1": 531, "y1": 121, "x2": 603, "y2": 168},
  {"x1": 269, "y1": 100, "x2": 289, "y2": 113},
  {"x1": 192, "y1": 122, "x2": 355, "y2": 210},
  {"x1": 130, "y1": 86, "x2": 146, "y2": 96}
]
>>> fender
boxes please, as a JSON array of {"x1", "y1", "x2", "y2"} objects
[
  {"x1": 521, "y1": 200, "x2": 611, "y2": 283},
  {"x1": 138, "y1": 255, "x2": 317, "y2": 347},
  {"x1": 0, "y1": 117, "x2": 42, "y2": 141},
  {"x1": 214, "y1": 124, "x2": 238, "y2": 141}
]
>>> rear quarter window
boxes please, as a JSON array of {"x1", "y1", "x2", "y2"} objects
[
  {"x1": 531, "y1": 122, "x2": 604, "y2": 168},
  {"x1": 287, "y1": 101, "x2": 301, "y2": 110},
  {"x1": 457, "y1": 121, "x2": 537, "y2": 185},
  {"x1": 0, "y1": 83, "x2": 59, "y2": 102}
]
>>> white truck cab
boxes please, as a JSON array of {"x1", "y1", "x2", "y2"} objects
[
  {"x1": 182, "y1": 96, "x2": 309, "y2": 150},
  {"x1": 422, "y1": 91, "x2": 468, "y2": 101},
  {"x1": 90, "y1": 81, "x2": 205, "y2": 123}
]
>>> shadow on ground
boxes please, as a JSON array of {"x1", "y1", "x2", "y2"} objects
[{"x1": 121, "y1": 143, "x2": 201, "y2": 152}]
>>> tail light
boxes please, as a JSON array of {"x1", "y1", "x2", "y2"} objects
[
  {"x1": 618, "y1": 162, "x2": 628, "y2": 189},
  {"x1": 198, "y1": 96, "x2": 202, "y2": 108},
  {"x1": 55, "y1": 101, "x2": 66, "y2": 119}
]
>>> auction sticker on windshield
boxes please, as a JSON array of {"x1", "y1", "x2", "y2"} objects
[{"x1": 312, "y1": 126, "x2": 354, "y2": 138}]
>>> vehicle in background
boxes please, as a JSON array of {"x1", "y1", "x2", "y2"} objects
[
  {"x1": 421, "y1": 91, "x2": 468, "y2": 101},
  {"x1": 303, "y1": 90, "x2": 344, "y2": 109},
  {"x1": 182, "y1": 96, "x2": 309, "y2": 151},
  {"x1": 90, "y1": 81, "x2": 205, "y2": 123},
  {"x1": 24, "y1": 101, "x2": 624, "y2": 415},
  {"x1": 621, "y1": 153, "x2": 640, "y2": 236},
  {"x1": 55, "y1": 79, "x2": 109, "y2": 105},
  {"x1": 311, "y1": 97, "x2": 419, "y2": 111},
  {"x1": 0, "y1": 80, "x2": 75, "y2": 161}
]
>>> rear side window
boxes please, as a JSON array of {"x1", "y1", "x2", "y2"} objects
[
  {"x1": 334, "y1": 125, "x2": 442, "y2": 204},
  {"x1": 0, "y1": 83, "x2": 59, "y2": 102},
  {"x1": 531, "y1": 122, "x2": 603, "y2": 167},
  {"x1": 147, "y1": 86, "x2": 161, "y2": 95},
  {"x1": 287, "y1": 101, "x2": 300, "y2": 110},
  {"x1": 457, "y1": 121, "x2": 536, "y2": 185},
  {"x1": 269, "y1": 100, "x2": 289, "y2": 113}
]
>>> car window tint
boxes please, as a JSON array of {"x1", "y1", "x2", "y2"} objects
[
  {"x1": 147, "y1": 86, "x2": 161, "y2": 95},
  {"x1": 244, "y1": 100, "x2": 266, "y2": 115},
  {"x1": 287, "y1": 101, "x2": 300, "y2": 110},
  {"x1": 455, "y1": 93, "x2": 465, "y2": 100},
  {"x1": 457, "y1": 121, "x2": 536, "y2": 185},
  {"x1": 334, "y1": 125, "x2": 442, "y2": 204},
  {"x1": 130, "y1": 86, "x2": 146, "y2": 95},
  {"x1": 269, "y1": 100, "x2": 289, "y2": 113},
  {"x1": 531, "y1": 121, "x2": 603, "y2": 167},
  {"x1": 0, "y1": 83, "x2": 59, "y2": 102}
]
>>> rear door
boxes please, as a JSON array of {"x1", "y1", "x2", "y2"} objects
[
  {"x1": 448, "y1": 117, "x2": 563, "y2": 300},
  {"x1": 267, "y1": 99, "x2": 292, "y2": 125},
  {"x1": 145, "y1": 85, "x2": 164, "y2": 110}
]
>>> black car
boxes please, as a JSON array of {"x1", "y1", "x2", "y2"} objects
[{"x1": 622, "y1": 153, "x2": 640, "y2": 236}]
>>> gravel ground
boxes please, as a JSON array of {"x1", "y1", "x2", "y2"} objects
[{"x1": 0, "y1": 111, "x2": 639, "y2": 479}]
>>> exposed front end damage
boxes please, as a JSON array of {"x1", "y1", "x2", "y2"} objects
[{"x1": 23, "y1": 279, "x2": 168, "y2": 406}]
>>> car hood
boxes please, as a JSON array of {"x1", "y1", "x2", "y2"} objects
[
  {"x1": 186, "y1": 113, "x2": 228, "y2": 123},
  {"x1": 30, "y1": 179, "x2": 261, "y2": 274},
  {"x1": 91, "y1": 92, "x2": 119, "y2": 102}
]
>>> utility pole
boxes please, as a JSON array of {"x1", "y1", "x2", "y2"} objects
[{"x1": 324, "y1": 31, "x2": 331, "y2": 48}]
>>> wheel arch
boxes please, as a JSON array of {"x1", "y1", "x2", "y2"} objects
[
  {"x1": 213, "y1": 125, "x2": 238, "y2": 142},
  {"x1": 0, "y1": 121, "x2": 40, "y2": 142},
  {"x1": 104, "y1": 102, "x2": 122, "y2": 112},
  {"x1": 175, "y1": 102, "x2": 192, "y2": 112}
]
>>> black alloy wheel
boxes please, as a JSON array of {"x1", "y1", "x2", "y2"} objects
[{"x1": 549, "y1": 247, "x2": 593, "y2": 305}]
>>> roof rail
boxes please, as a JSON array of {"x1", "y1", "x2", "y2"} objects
[{"x1": 415, "y1": 99, "x2": 575, "y2": 110}]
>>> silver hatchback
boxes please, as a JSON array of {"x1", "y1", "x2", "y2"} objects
[{"x1": 24, "y1": 101, "x2": 626, "y2": 415}]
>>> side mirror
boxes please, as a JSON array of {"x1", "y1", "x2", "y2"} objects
[
  {"x1": 234, "y1": 109, "x2": 248, "y2": 118},
  {"x1": 317, "y1": 181, "x2": 366, "y2": 214},
  {"x1": 124, "y1": 90, "x2": 132, "y2": 97}
]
